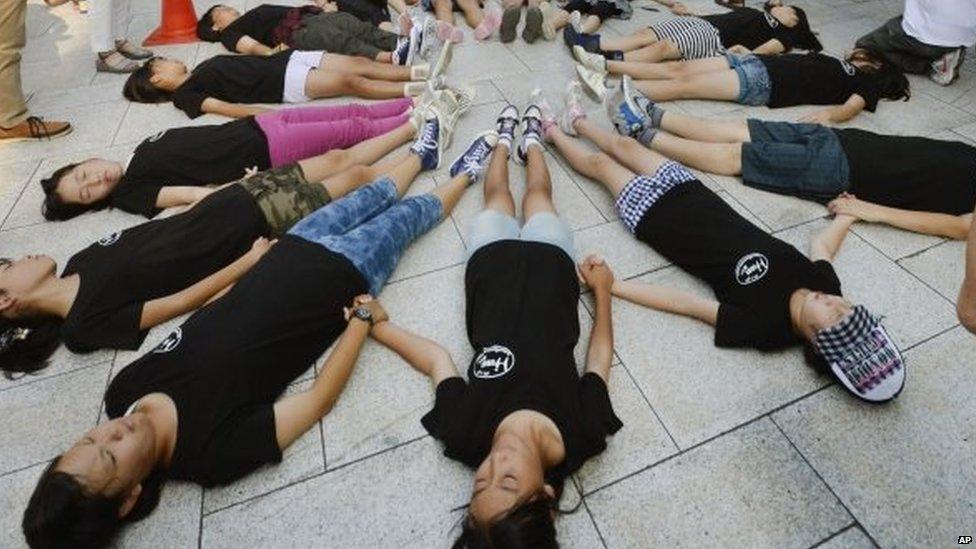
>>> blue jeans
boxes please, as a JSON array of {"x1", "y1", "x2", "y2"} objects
[
  {"x1": 726, "y1": 52, "x2": 771, "y2": 106},
  {"x1": 287, "y1": 177, "x2": 443, "y2": 295}
]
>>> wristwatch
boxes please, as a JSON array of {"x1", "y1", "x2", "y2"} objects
[{"x1": 351, "y1": 306, "x2": 374, "y2": 325}]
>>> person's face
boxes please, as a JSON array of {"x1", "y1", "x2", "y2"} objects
[
  {"x1": 468, "y1": 437, "x2": 553, "y2": 524},
  {"x1": 0, "y1": 255, "x2": 58, "y2": 315},
  {"x1": 149, "y1": 58, "x2": 189, "y2": 90},
  {"x1": 771, "y1": 6, "x2": 799, "y2": 27},
  {"x1": 54, "y1": 159, "x2": 124, "y2": 206},
  {"x1": 56, "y1": 414, "x2": 157, "y2": 511},
  {"x1": 799, "y1": 291, "x2": 854, "y2": 339},
  {"x1": 211, "y1": 6, "x2": 241, "y2": 30}
]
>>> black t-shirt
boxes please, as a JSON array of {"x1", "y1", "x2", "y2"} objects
[
  {"x1": 111, "y1": 118, "x2": 270, "y2": 218},
  {"x1": 219, "y1": 4, "x2": 291, "y2": 51},
  {"x1": 634, "y1": 180, "x2": 843, "y2": 350},
  {"x1": 60, "y1": 186, "x2": 267, "y2": 353},
  {"x1": 834, "y1": 129, "x2": 976, "y2": 215},
  {"x1": 104, "y1": 236, "x2": 367, "y2": 486},
  {"x1": 421, "y1": 241, "x2": 622, "y2": 479},
  {"x1": 172, "y1": 51, "x2": 291, "y2": 119},
  {"x1": 760, "y1": 53, "x2": 882, "y2": 110},
  {"x1": 702, "y1": 8, "x2": 799, "y2": 50}
]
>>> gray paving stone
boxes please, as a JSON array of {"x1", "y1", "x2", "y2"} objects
[
  {"x1": 708, "y1": 173, "x2": 827, "y2": 232},
  {"x1": 0, "y1": 101, "x2": 130, "y2": 165},
  {"x1": 111, "y1": 482, "x2": 202, "y2": 549},
  {"x1": 772, "y1": 327, "x2": 976, "y2": 548},
  {"x1": 899, "y1": 240, "x2": 967, "y2": 303},
  {"x1": 847, "y1": 222, "x2": 946, "y2": 262},
  {"x1": 574, "y1": 220, "x2": 669, "y2": 280},
  {"x1": 587, "y1": 419, "x2": 852, "y2": 548},
  {"x1": 818, "y1": 526, "x2": 876, "y2": 549},
  {"x1": 0, "y1": 160, "x2": 38, "y2": 225},
  {"x1": 0, "y1": 461, "x2": 44, "y2": 549}
]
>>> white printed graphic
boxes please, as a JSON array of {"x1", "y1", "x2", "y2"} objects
[
  {"x1": 97, "y1": 232, "x2": 122, "y2": 246},
  {"x1": 147, "y1": 130, "x2": 167, "y2": 142},
  {"x1": 839, "y1": 59, "x2": 857, "y2": 76},
  {"x1": 472, "y1": 345, "x2": 516, "y2": 379},
  {"x1": 153, "y1": 328, "x2": 183, "y2": 354},
  {"x1": 735, "y1": 253, "x2": 770, "y2": 286}
]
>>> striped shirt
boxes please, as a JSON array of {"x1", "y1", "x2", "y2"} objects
[{"x1": 649, "y1": 17, "x2": 724, "y2": 60}]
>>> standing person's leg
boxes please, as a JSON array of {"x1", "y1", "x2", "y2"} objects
[
  {"x1": 958, "y1": 204, "x2": 976, "y2": 333},
  {"x1": 855, "y1": 16, "x2": 952, "y2": 74},
  {"x1": 90, "y1": 0, "x2": 137, "y2": 72}
]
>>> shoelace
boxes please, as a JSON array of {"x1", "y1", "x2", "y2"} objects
[
  {"x1": 461, "y1": 138, "x2": 493, "y2": 176},
  {"x1": 26, "y1": 117, "x2": 51, "y2": 139},
  {"x1": 413, "y1": 121, "x2": 439, "y2": 154},
  {"x1": 497, "y1": 115, "x2": 518, "y2": 138}
]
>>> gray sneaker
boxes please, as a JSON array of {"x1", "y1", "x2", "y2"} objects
[{"x1": 930, "y1": 47, "x2": 965, "y2": 86}]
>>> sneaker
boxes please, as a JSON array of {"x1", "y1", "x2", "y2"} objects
[
  {"x1": 930, "y1": 47, "x2": 965, "y2": 86},
  {"x1": 436, "y1": 20, "x2": 464, "y2": 44},
  {"x1": 500, "y1": 7, "x2": 520, "y2": 43},
  {"x1": 575, "y1": 63, "x2": 607, "y2": 100},
  {"x1": 569, "y1": 10, "x2": 582, "y2": 33},
  {"x1": 410, "y1": 117, "x2": 442, "y2": 170},
  {"x1": 495, "y1": 104, "x2": 520, "y2": 149},
  {"x1": 449, "y1": 84, "x2": 477, "y2": 114},
  {"x1": 622, "y1": 74, "x2": 655, "y2": 120},
  {"x1": 539, "y1": 2, "x2": 556, "y2": 41},
  {"x1": 573, "y1": 44, "x2": 606, "y2": 72},
  {"x1": 393, "y1": 35, "x2": 412, "y2": 65},
  {"x1": 529, "y1": 88, "x2": 558, "y2": 138},
  {"x1": 515, "y1": 104, "x2": 544, "y2": 165},
  {"x1": 419, "y1": 16, "x2": 443, "y2": 60},
  {"x1": 523, "y1": 6, "x2": 544, "y2": 43},
  {"x1": 605, "y1": 77, "x2": 648, "y2": 139},
  {"x1": 430, "y1": 40, "x2": 454, "y2": 79},
  {"x1": 560, "y1": 81, "x2": 586, "y2": 135},
  {"x1": 429, "y1": 89, "x2": 461, "y2": 147},
  {"x1": 564, "y1": 26, "x2": 600, "y2": 53},
  {"x1": 475, "y1": 2, "x2": 502, "y2": 40},
  {"x1": 449, "y1": 131, "x2": 500, "y2": 184}
]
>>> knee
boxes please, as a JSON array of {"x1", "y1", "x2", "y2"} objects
[
  {"x1": 345, "y1": 74, "x2": 371, "y2": 94},
  {"x1": 584, "y1": 151, "x2": 612, "y2": 174},
  {"x1": 958, "y1": 301, "x2": 976, "y2": 334}
]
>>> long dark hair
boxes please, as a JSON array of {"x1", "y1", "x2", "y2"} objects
[
  {"x1": 847, "y1": 48, "x2": 911, "y2": 102},
  {"x1": 40, "y1": 163, "x2": 112, "y2": 221},
  {"x1": 196, "y1": 5, "x2": 222, "y2": 42},
  {"x1": 0, "y1": 268, "x2": 62, "y2": 378},
  {"x1": 22, "y1": 457, "x2": 167, "y2": 549},
  {"x1": 123, "y1": 59, "x2": 173, "y2": 104}
]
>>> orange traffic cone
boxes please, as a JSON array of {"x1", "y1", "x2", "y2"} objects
[{"x1": 143, "y1": 0, "x2": 199, "y2": 46}]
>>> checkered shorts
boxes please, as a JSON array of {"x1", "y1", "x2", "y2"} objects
[{"x1": 615, "y1": 162, "x2": 697, "y2": 233}]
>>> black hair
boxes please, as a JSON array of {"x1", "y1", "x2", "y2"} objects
[
  {"x1": 848, "y1": 48, "x2": 912, "y2": 102},
  {"x1": 763, "y1": 2, "x2": 823, "y2": 52},
  {"x1": 122, "y1": 59, "x2": 173, "y2": 104},
  {"x1": 40, "y1": 163, "x2": 111, "y2": 221},
  {"x1": 196, "y1": 5, "x2": 223, "y2": 42},
  {"x1": 0, "y1": 289, "x2": 62, "y2": 379},
  {"x1": 22, "y1": 457, "x2": 167, "y2": 549}
]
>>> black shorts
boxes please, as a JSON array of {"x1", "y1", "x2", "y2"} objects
[{"x1": 563, "y1": 0, "x2": 621, "y2": 21}]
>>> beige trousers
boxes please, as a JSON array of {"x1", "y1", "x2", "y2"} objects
[{"x1": 0, "y1": 0, "x2": 28, "y2": 127}]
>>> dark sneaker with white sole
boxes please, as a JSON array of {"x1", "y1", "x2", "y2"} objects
[
  {"x1": 410, "y1": 117, "x2": 442, "y2": 170},
  {"x1": 449, "y1": 131, "x2": 500, "y2": 184},
  {"x1": 515, "y1": 105, "x2": 544, "y2": 165},
  {"x1": 495, "y1": 104, "x2": 520, "y2": 151}
]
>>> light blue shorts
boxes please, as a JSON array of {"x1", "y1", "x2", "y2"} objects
[
  {"x1": 466, "y1": 210, "x2": 575, "y2": 261},
  {"x1": 726, "y1": 52, "x2": 772, "y2": 106}
]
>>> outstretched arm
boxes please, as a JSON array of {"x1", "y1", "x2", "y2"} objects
[
  {"x1": 611, "y1": 279, "x2": 719, "y2": 326},
  {"x1": 829, "y1": 194, "x2": 973, "y2": 240},
  {"x1": 272, "y1": 300, "x2": 379, "y2": 450},
  {"x1": 810, "y1": 214, "x2": 856, "y2": 262},
  {"x1": 751, "y1": 38, "x2": 786, "y2": 54},
  {"x1": 799, "y1": 94, "x2": 866, "y2": 125},
  {"x1": 579, "y1": 255, "x2": 615, "y2": 383},
  {"x1": 139, "y1": 237, "x2": 274, "y2": 330},
  {"x1": 200, "y1": 98, "x2": 271, "y2": 119},
  {"x1": 370, "y1": 320, "x2": 460, "y2": 387},
  {"x1": 155, "y1": 186, "x2": 216, "y2": 210}
]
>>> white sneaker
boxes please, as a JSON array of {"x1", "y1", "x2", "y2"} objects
[
  {"x1": 575, "y1": 63, "x2": 607, "y2": 101},
  {"x1": 430, "y1": 40, "x2": 453, "y2": 79},
  {"x1": 419, "y1": 16, "x2": 442, "y2": 60},
  {"x1": 573, "y1": 45, "x2": 606, "y2": 72},
  {"x1": 569, "y1": 10, "x2": 583, "y2": 33},
  {"x1": 930, "y1": 47, "x2": 965, "y2": 86},
  {"x1": 560, "y1": 81, "x2": 586, "y2": 135},
  {"x1": 529, "y1": 88, "x2": 558, "y2": 137},
  {"x1": 539, "y1": 1, "x2": 556, "y2": 41}
]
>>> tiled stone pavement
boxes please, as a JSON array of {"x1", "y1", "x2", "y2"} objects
[{"x1": 2, "y1": 0, "x2": 975, "y2": 547}]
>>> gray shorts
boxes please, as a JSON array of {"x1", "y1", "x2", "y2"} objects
[
  {"x1": 726, "y1": 52, "x2": 771, "y2": 106},
  {"x1": 741, "y1": 119, "x2": 850, "y2": 203},
  {"x1": 466, "y1": 210, "x2": 575, "y2": 261}
]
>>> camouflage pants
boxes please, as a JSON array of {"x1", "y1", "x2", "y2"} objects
[{"x1": 239, "y1": 163, "x2": 332, "y2": 238}]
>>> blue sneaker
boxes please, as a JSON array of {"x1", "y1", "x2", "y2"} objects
[
  {"x1": 606, "y1": 76, "x2": 649, "y2": 139},
  {"x1": 449, "y1": 131, "x2": 500, "y2": 184},
  {"x1": 564, "y1": 26, "x2": 600, "y2": 52},
  {"x1": 393, "y1": 37, "x2": 411, "y2": 66},
  {"x1": 622, "y1": 74, "x2": 655, "y2": 121},
  {"x1": 411, "y1": 117, "x2": 442, "y2": 170}
]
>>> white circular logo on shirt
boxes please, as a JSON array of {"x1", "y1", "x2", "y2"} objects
[
  {"x1": 472, "y1": 345, "x2": 515, "y2": 379},
  {"x1": 839, "y1": 59, "x2": 857, "y2": 76},
  {"x1": 97, "y1": 232, "x2": 122, "y2": 246},
  {"x1": 147, "y1": 130, "x2": 167, "y2": 142},
  {"x1": 153, "y1": 328, "x2": 182, "y2": 354},
  {"x1": 735, "y1": 253, "x2": 770, "y2": 286},
  {"x1": 764, "y1": 11, "x2": 780, "y2": 28}
]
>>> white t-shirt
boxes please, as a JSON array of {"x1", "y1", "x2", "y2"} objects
[{"x1": 902, "y1": 0, "x2": 976, "y2": 47}]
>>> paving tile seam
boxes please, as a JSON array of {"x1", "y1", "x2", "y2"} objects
[
  {"x1": 0, "y1": 356, "x2": 114, "y2": 396},
  {"x1": 0, "y1": 160, "x2": 40, "y2": 228}
]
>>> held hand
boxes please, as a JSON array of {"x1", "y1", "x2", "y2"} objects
[
  {"x1": 269, "y1": 43, "x2": 291, "y2": 55},
  {"x1": 248, "y1": 237, "x2": 277, "y2": 260},
  {"x1": 727, "y1": 44, "x2": 750, "y2": 55},
  {"x1": 827, "y1": 193, "x2": 875, "y2": 222},
  {"x1": 343, "y1": 295, "x2": 390, "y2": 325},
  {"x1": 579, "y1": 254, "x2": 615, "y2": 293},
  {"x1": 798, "y1": 110, "x2": 834, "y2": 125}
]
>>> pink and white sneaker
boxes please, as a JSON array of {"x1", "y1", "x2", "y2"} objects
[
  {"x1": 560, "y1": 81, "x2": 587, "y2": 136},
  {"x1": 436, "y1": 20, "x2": 465, "y2": 43},
  {"x1": 475, "y1": 3, "x2": 503, "y2": 40}
]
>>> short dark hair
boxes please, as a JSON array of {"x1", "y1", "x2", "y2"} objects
[
  {"x1": 197, "y1": 5, "x2": 223, "y2": 42},
  {"x1": 40, "y1": 163, "x2": 111, "y2": 221},
  {"x1": 22, "y1": 457, "x2": 167, "y2": 549},
  {"x1": 122, "y1": 59, "x2": 173, "y2": 104},
  {"x1": 789, "y1": 7, "x2": 823, "y2": 52},
  {"x1": 0, "y1": 308, "x2": 62, "y2": 378}
]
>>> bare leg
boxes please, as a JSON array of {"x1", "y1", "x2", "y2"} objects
[
  {"x1": 599, "y1": 28, "x2": 657, "y2": 52},
  {"x1": 574, "y1": 117, "x2": 669, "y2": 176},
  {"x1": 623, "y1": 40, "x2": 681, "y2": 63},
  {"x1": 386, "y1": 153, "x2": 424, "y2": 196},
  {"x1": 375, "y1": 51, "x2": 393, "y2": 63},
  {"x1": 305, "y1": 71, "x2": 409, "y2": 100},
  {"x1": 551, "y1": 7, "x2": 571, "y2": 30},
  {"x1": 958, "y1": 204, "x2": 976, "y2": 333},
  {"x1": 547, "y1": 126, "x2": 635, "y2": 198},
  {"x1": 431, "y1": 172, "x2": 470, "y2": 216},
  {"x1": 456, "y1": 0, "x2": 485, "y2": 28},
  {"x1": 659, "y1": 111, "x2": 751, "y2": 143},
  {"x1": 521, "y1": 143, "x2": 557, "y2": 218},
  {"x1": 632, "y1": 70, "x2": 740, "y2": 102},
  {"x1": 483, "y1": 143, "x2": 517, "y2": 216},
  {"x1": 649, "y1": 132, "x2": 741, "y2": 175},
  {"x1": 580, "y1": 15, "x2": 600, "y2": 33},
  {"x1": 320, "y1": 154, "x2": 410, "y2": 199},
  {"x1": 433, "y1": 0, "x2": 455, "y2": 24},
  {"x1": 297, "y1": 121, "x2": 416, "y2": 182},
  {"x1": 321, "y1": 53, "x2": 412, "y2": 81},
  {"x1": 608, "y1": 56, "x2": 729, "y2": 81}
]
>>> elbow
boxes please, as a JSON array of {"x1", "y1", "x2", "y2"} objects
[
  {"x1": 949, "y1": 217, "x2": 972, "y2": 240},
  {"x1": 957, "y1": 302, "x2": 976, "y2": 335}
]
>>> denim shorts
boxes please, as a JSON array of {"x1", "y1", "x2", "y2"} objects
[
  {"x1": 287, "y1": 177, "x2": 443, "y2": 295},
  {"x1": 741, "y1": 119, "x2": 851, "y2": 203},
  {"x1": 726, "y1": 52, "x2": 771, "y2": 106},
  {"x1": 466, "y1": 210, "x2": 575, "y2": 261}
]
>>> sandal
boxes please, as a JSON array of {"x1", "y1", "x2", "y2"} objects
[
  {"x1": 96, "y1": 51, "x2": 140, "y2": 73},
  {"x1": 115, "y1": 39, "x2": 154, "y2": 60}
]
